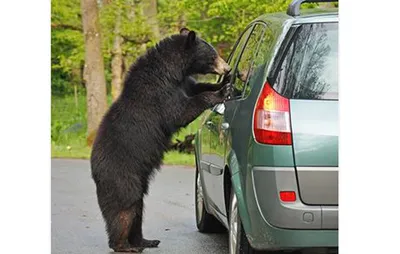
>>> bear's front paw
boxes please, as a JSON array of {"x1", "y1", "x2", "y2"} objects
[
  {"x1": 219, "y1": 73, "x2": 232, "y2": 87},
  {"x1": 203, "y1": 84, "x2": 233, "y2": 107},
  {"x1": 218, "y1": 82, "x2": 233, "y2": 100}
]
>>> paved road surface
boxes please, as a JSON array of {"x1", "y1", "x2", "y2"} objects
[
  {"x1": 51, "y1": 159, "x2": 228, "y2": 254},
  {"x1": 52, "y1": 159, "x2": 336, "y2": 254}
]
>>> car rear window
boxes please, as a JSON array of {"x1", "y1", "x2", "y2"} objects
[{"x1": 271, "y1": 22, "x2": 338, "y2": 100}]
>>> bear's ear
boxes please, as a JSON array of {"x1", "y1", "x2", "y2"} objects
[
  {"x1": 180, "y1": 28, "x2": 190, "y2": 36},
  {"x1": 185, "y1": 31, "x2": 197, "y2": 48}
]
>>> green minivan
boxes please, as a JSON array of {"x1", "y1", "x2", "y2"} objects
[{"x1": 194, "y1": 0, "x2": 338, "y2": 253}]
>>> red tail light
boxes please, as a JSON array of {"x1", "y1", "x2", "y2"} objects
[
  {"x1": 279, "y1": 191, "x2": 296, "y2": 202},
  {"x1": 253, "y1": 82, "x2": 292, "y2": 145}
]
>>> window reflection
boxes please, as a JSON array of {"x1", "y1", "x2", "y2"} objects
[
  {"x1": 273, "y1": 23, "x2": 338, "y2": 100},
  {"x1": 231, "y1": 24, "x2": 265, "y2": 98}
]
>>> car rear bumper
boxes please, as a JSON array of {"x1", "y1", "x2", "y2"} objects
[
  {"x1": 241, "y1": 166, "x2": 338, "y2": 250},
  {"x1": 252, "y1": 167, "x2": 338, "y2": 229}
]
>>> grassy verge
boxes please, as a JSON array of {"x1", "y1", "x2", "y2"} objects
[
  {"x1": 51, "y1": 143, "x2": 195, "y2": 165},
  {"x1": 51, "y1": 94, "x2": 201, "y2": 166}
]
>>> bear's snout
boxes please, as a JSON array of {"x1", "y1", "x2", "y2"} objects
[{"x1": 213, "y1": 56, "x2": 231, "y2": 75}]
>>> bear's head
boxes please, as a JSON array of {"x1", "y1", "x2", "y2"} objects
[{"x1": 179, "y1": 28, "x2": 231, "y2": 76}]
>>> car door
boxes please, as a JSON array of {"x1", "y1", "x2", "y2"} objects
[
  {"x1": 204, "y1": 23, "x2": 268, "y2": 220},
  {"x1": 224, "y1": 22, "x2": 272, "y2": 181},
  {"x1": 200, "y1": 25, "x2": 254, "y2": 219}
]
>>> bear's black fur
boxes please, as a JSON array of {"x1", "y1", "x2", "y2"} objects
[{"x1": 90, "y1": 28, "x2": 231, "y2": 253}]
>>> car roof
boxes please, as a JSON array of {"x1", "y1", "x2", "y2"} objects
[
  {"x1": 293, "y1": 11, "x2": 338, "y2": 24},
  {"x1": 255, "y1": 8, "x2": 338, "y2": 26},
  {"x1": 251, "y1": 8, "x2": 338, "y2": 43}
]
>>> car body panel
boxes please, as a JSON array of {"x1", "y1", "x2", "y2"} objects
[
  {"x1": 252, "y1": 167, "x2": 322, "y2": 229},
  {"x1": 207, "y1": 104, "x2": 228, "y2": 217},
  {"x1": 290, "y1": 100, "x2": 338, "y2": 167},
  {"x1": 296, "y1": 167, "x2": 338, "y2": 205}
]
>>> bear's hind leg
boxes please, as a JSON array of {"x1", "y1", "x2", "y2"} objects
[
  {"x1": 128, "y1": 198, "x2": 160, "y2": 248},
  {"x1": 107, "y1": 209, "x2": 144, "y2": 253}
]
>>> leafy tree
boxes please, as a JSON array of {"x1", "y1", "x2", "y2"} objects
[
  {"x1": 100, "y1": 0, "x2": 156, "y2": 100},
  {"x1": 158, "y1": 0, "x2": 292, "y2": 58}
]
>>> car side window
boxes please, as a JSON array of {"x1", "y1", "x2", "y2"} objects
[
  {"x1": 215, "y1": 25, "x2": 253, "y2": 89},
  {"x1": 243, "y1": 26, "x2": 275, "y2": 97},
  {"x1": 226, "y1": 26, "x2": 253, "y2": 69},
  {"x1": 230, "y1": 23, "x2": 266, "y2": 99}
]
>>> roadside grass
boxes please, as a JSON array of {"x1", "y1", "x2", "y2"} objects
[{"x1": 51, "y1": 94, "x2": 202, "y2": 166}]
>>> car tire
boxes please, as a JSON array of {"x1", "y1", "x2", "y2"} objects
[
  {"x1": 229, "y1": 188, "x2": 256, "y2": 254},
  {"x1": 195, "y1": 161, "x2": 226, "y2": 233}
]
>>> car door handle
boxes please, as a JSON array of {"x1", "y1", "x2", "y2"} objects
[{"x1": 221, "y1": 122, "x2": 230, "y2": 130}]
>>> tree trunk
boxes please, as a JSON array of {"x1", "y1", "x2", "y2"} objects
[
  {"x1": 143, "y1": 0, "x2": 160, "y2": 40},
  {"x1": 111, "y1": 8, "x2": 124, "y2": 101},
  {"x1": 80, "y1": 0, "x2": 108, "y2": 138}
]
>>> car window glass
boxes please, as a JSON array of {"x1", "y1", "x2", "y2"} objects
[
  {"x1": 273, "y1": 22, "x2": 338, "y2": 100},
  {"x1": 215, "y1": 26, "x2": 253, "y2": 87},
  {"x1": 242, "y1": 26, "x2": 275, "y2": 97},
  {"x1": 231, "y1": 24, "x2": 265, "y2": 99},
  {"x1": 227, "y1": 26, "x2": 253, "y2": 68}
]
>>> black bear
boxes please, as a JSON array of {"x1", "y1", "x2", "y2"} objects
[{"x1": 90, "y1": 28, "x2": 231, "y2": 253}]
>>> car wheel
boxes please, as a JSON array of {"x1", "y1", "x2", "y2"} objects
[
  {"x1": 229, "y1": 189, "x2": 256, "y2": 254},
  {"x1": 195, "y1": 162, "x2": 226, "y2": 233}
]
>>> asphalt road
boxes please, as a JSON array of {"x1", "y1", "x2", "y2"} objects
[{"x1": 51, "y1": 159, "x2": 228, "y2": 254}]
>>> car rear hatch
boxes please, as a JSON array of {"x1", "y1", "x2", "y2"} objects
[
  {"x1": 290, "y1": 100, "x2": 338, "y2": 205},
  {"x1": 271, "y1": 21, "x2": 338, "y2": 206}
]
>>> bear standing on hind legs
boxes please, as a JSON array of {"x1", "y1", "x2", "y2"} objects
[{"x1": 90, "y1": 28, "x2": 232, "y2": 253}]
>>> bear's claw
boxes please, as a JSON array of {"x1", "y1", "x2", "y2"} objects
[
  {"x1": 220, "y1": 83, "x2": 233, "y2": 100},
  {"x1": 140, "y1": 239, "x2": 160, "y2": 248}
]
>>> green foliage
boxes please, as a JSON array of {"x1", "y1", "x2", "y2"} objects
[
  {"x1": 100, "y1": 0, "x2": 155, "y2": 71},
  {"x1": 51, "y1": 0, "x2": 158, "y2": 95},
  {"x1": 52, "y1": 0, "x2": 82, "y2": 27},
  {"x1": 51, "y1": 94, "x2": 87, "y2": 144},
  {"x1": 51, "y1": 0, "x2": 84, "y2": 95},
  {"x1": 158, "y1": 0, "x2": 292, "y2": 57},
  {"x1": 163, "y1": 151, "x2": 195, "y2": 166}
]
